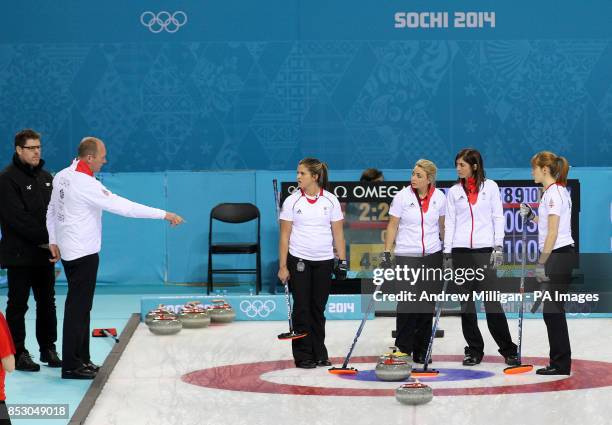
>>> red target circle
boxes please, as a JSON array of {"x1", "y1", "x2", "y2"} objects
[{"x1": 182, "y1": 355, "x2": 612, "y2": 396}]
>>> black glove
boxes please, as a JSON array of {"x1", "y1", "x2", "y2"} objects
[
  {"x1": 380, "y1": 252, "x2": 392, "y2": 269},
  {"x1": 519, "y1": 203, "x2": 536, "y2": 221},
  {"x1": 334, "y1": 259, "x2": 348, "y2": 280}
]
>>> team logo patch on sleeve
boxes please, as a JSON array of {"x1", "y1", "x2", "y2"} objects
[{"x1": 548, "y1": 198, "x2": 555, "y2": 208}]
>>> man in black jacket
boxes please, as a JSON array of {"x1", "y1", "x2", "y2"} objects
[{"x1": 0, "y1": 129, "x2": 61, "y2": 371}]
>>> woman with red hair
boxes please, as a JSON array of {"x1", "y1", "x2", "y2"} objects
[{"x1": 520, "y1": 151, "x2": 575, "y2": 375}]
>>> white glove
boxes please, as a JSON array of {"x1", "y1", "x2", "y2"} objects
[
  {"x1": 519, "y1": 203, "x2": 535, "y2": 221},
  {"x1": 535, "y1": 263, "x2": 549, "y2": 283},
  {"x1": 490, "y1": 246, "x2": 503, "y2": 269}
]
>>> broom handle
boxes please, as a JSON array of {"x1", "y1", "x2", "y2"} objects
[
  {"x1": 422, "y1": 278, "x2": 450, "y2": 369},
  {"x1": 341, "y1": 283, "x2": 381, "y2": 368},
  {"x1": 517, "y1": 220, "x2": 528, "y2": 361}
]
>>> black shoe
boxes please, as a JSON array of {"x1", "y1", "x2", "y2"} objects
[
  {"x1": 15, "y1": 351, "x2": 40, "y2": 372},
  {"x1": 413, "y1": 353, "x2": 432, "y2": 364},
  {"x1": 295, "y1": 360, "x2": 317, "y2": 369},
  {"x1": 62, "y1": 366, "x2": 97, "y2": 380},
  {"x1": 536, "y1": 366, "x2": 570, "y2": 376},
  {"x1": 316, "y1": 359, "x2": 331, "y2": 367},
  {"x1": 504, "y1": 354, "x2": 520, "y2": 366},
  {"x1": 40, "y1": 348, "x2": 62, "y2": 368},
  {"x1": 83, "y1": 361, "x2": 100, "y2": 372},
  {"x1": 462, "y1": 352, "x2": 483, "y2": 366}
]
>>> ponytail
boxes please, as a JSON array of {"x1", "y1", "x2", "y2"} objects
[
  {"x1": 319, "y1": 162, "x2": 329, "y2": 189},
  {"x1": 556, "y1": 156, "x2": 569, "y2": 186},
  {"x1": 530, "y1": 151, "x2": 570, "y2": 185}
]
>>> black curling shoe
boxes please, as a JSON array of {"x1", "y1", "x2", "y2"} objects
[
  {"x1": 295, "y1": 360, "x2": 317, "y2": 369},
  {"x1": 16, "y1": 351, "x2": 40, "y2": 372},
  {"x1": 40, "y1": 348, "x2": 62, "y2": 368},
  {"x1": 536, "y1": 366, "x2": 570, "y2": 376}
]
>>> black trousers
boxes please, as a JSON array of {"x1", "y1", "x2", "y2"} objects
[
  {"x1": 542, "y1": 244, "x2": 576, "y2": 372},
  {"x1": 0, "y1": 401, "x2": 11, "y2": 425},
  {"x1": 453, "y1": 248, "x2": 517, "y2": 357},
  {"x1": 61, "y1": 254, "x2": 99, "y2": 371},
  {"x1": 394, "y1": 252, "x2": 442, "y2": 356},
  {"x1": 5, "y1": 265, "x2": 57, "y2": 354},
  {"x1": 287, "y1": 253, "x2": 333, "y2": 363}
]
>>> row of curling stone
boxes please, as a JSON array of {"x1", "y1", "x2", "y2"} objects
[
  {"x1": 373, "y1": 347, "x2": 433, "y2": 405},
  {"x1": 145, "y1": 300, "x2": 235, "y2": 335}
]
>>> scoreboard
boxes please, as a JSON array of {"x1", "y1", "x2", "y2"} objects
[{"x1": 281, "y1": 180, "x2": 580, "y2": 280}]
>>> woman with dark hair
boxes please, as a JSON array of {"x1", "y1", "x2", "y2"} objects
[
  {"x1": 278, "y1": 158, "x2": 347, "y2": 369},
  {"x1": 520, "y1": 151, "x2": 575, "y2": 375},
  {"x1": 444, "y1": 148, "x2": 518, "y2": 366}
]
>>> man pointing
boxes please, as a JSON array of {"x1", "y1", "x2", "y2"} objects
[{"x1": 46, "y1": 137, "x2": 184, "y2": 379}]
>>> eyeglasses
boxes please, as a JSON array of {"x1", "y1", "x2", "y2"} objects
[{"x1": 21, "y1": 145, "x2": 41, "y2": 151}]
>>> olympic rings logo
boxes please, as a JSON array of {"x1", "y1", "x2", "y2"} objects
[
  {"x1": 239, "y1": 300, "x2": 277, "y2": 318},
  {"x1": 140, "y1": 11, "x2": 188, "y2": 34}
]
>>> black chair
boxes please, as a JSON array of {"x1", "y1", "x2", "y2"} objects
[{"x1": 207, "y1": 203, "x2": 261, "y2": 294}]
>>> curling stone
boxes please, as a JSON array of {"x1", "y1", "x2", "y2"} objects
[
  {"x1": 178, "y1": 305, "x2": 211, "y2": 328},
  {"x1": 375, "y1": 356, "x2": 412, "y2": 381},
  {"x1": 395, "y1": 382, "x2": 433, "y2": 405},
  {"x1": 147, "y1": 314, "x2": 182, "y2": 335},
  {"x1": 208, "y1": 299, "x2": 236, "y2": 323},
  {"x1": 145, "y1": 305, "x2": 176, "y2": 325}
]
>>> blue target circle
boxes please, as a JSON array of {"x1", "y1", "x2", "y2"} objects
[{"x1": 339, "y1": 368, "x2": 495, "y2": 382}]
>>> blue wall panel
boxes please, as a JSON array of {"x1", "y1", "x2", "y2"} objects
[
  {"x1": 2, "y1": 0, "x2": 611, "y2": 285},
  {"x1": 97, "y1": 173, "x2": 166, "y2": 284},
  {"x1": 1, "y1": 1, "x2": 612, "y2": 171},
  {"x1": 165, "y1": 171, "x2": 256, "y2": 283}
]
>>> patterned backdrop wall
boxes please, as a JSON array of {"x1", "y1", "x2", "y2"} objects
[{"x1": 1, "y1": 0, "x2": 612, "y2": 172}]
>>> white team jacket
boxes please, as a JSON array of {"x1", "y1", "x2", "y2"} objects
[
  {"x1": 46, "y1": 160, "x2": 166, "y2": 261},
  {"x1": 389, "y1": 187, "x2": 446, "y2": 256},
  {"x1": 443, "y1": 179, "x2": 504, "y2": 253}
]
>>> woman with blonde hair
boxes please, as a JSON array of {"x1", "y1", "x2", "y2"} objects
[
  {"x1": 520, "y1": 151, "x2": 575, "y2": 375},
  {"x1": 382, "y1": 159, "x2": 445, "y2": 363}
]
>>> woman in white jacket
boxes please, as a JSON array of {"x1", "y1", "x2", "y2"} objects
[
  {"x1": 444, "y1": 148, "x2": 518, "y2": 366},
  {"x1": 382, "y1": 159, "x2": 445, "y2": 363},
  {"x1": 520, "y1": 151, "x2": 575, "y2": 375}
]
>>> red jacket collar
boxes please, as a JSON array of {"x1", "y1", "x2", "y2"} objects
[
  {"x1": 300, "y1": 188, "x2": 323, "y2": 204},
  {"x1": 461, "y1": 177, "x2": 479, "y2": 205},
  {"x1": 465, "y1": 177, "x2": 477, "y2": 192},
  {"x1": 412, "y1": 185, "x2": 435, "y2": 213},
  {"x1": 75, "y1": 160, "x2": 94, "y2": 177}
]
